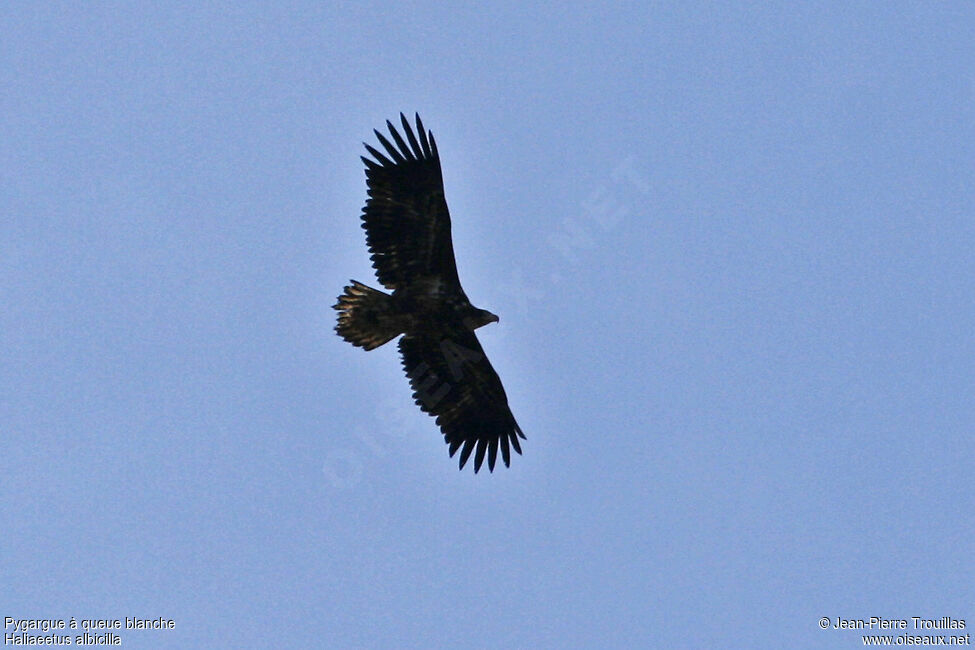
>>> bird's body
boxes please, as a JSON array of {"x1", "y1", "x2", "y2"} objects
[{"x1": 334, "y1": 113, "x2": 525, "y2": 472}]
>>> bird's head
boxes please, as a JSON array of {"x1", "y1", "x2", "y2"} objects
[{"x1": 465, "y1": 308, "x2": 499, "y2": 330}]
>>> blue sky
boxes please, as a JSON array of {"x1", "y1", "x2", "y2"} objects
[{"x1": 2, "y1": 3, "x2": 972, "y2": 648}]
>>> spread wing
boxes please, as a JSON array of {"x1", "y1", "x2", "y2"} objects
[
  {"x1": 399, "y1": 328, "x2": 525, "y2": 473},
  {"x1": 360, "y1": 113, "x2": 461, "y2": 292}
]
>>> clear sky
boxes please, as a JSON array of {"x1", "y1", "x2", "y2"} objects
[{"x1": 2, "y1": 3, "x2": 973, "y2": 648}]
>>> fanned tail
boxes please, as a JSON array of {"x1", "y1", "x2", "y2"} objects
[{"x1": 333, "y1": 281, "x2": 402, "y2": 350}]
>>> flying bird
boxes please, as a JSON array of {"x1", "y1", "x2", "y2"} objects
[{"x1": 334, "y1": 113, "x2": 525, "y2": 472}]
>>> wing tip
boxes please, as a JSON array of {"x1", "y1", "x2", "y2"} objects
[
  {"x1": 448, "y1": 423, "x2": 524, "y2": 473},
  {"x1": 363, "y1": 113, "x2": 438, "y2": 167}
]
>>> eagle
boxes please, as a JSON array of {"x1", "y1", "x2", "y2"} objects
[{"x1": 334, "y1": 113, "x2": 526, "y2": 473}]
